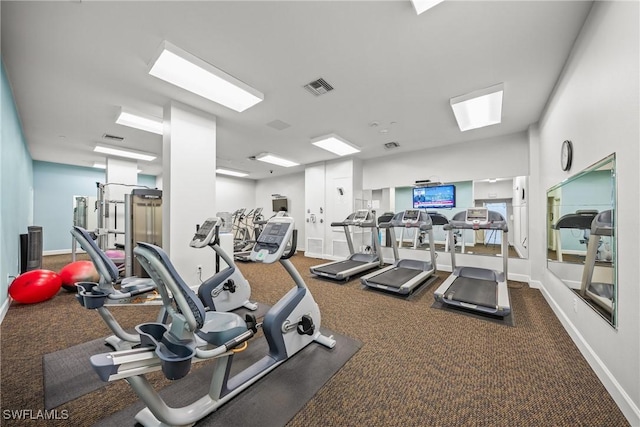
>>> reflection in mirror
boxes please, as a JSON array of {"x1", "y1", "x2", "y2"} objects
[
  {"x1": 546, "y1": 154, "x2": 616, "y2": 327},
  {"x1": 376, "y1": 176, "x2": 528, "y2": 259},
  {"x1": 73, "y1": 195, "x2": 89, "y2": 228}
]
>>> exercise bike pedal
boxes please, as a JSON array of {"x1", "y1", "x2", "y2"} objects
[
  {"x1": 296, "y1": 314, "x2": 315, "y2": 336},
  {"x1": 223, "y1": 279, "x2": 236, "y2": 293}
]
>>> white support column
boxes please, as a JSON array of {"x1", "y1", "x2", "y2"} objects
[
  {"x1": 163, "y1": 101, "x2": 217, "y2": 285},
  {"x1": 105, "y1": 158, "x2": 138, "y2": 248}
]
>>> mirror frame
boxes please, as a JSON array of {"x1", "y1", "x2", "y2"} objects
[{"x1": 546, "y1": 153, "x2": 617, "y2": 328}]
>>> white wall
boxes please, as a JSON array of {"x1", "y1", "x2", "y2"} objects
[
  {"x1": 255, "y1": 172, "x2": 305, "y2": 249},
  {"x1": 474, "y1": 179, "x2": 513, "y2": 200},
  {"x1": 215, "y1": 175, "x2": 256, "y2": 214},
  {"x1": 531, "y1": 2, "x2": 639, "y2": 424},
  {"x1": 363, "y1": 131, "x2": 529, "y2": 190},
  {"x1": 162, "y1": 101, "x2": 217, "y2": 284}
]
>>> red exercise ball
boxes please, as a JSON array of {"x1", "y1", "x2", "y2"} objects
[
  {"x1": 59, "y1": 260, "x2": 100, "y2": 292},
  {"x1": 9, "y1": 270, "x2": 62, "y2": 304}
]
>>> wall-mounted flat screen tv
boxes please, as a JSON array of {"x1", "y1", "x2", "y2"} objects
[
  {"x1": 412, "y1": 185, "x2": 456, "y2": 209},
  {"x1": 272, "y1": 198, "x2": 288, "y2": 212}
]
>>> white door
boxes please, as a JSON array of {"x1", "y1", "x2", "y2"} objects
[{"x1": 304, "y1": 165, "x2": 326, "y2": 258}]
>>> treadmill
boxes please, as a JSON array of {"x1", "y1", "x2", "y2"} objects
[
  {"x1": 552, "y1": 210, "x2": 598, "y2": 262},
  {"x1": 580, "y1": 209, "x2": 614, "y2": 314},
  {"x1": 433, "y1": 208, "x2": 511, "y2": 317},
  {"x1": 310, "y1": 209, "x2": 383, "y2": 281},
  {"x1": 360, "y1": 209, "x2": 436, "y2": 295}
]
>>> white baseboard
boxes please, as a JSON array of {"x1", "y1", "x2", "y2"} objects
[
  {"x1": 539, "y1": 284, "x2": 640, "y2": 426},
  {"x1": 560, "y1": 249, "x2": 588, "y2": 256},
  {"x1": 508, "y1": 273, "x2": 530, "y2": 283},
  {"x1": 43, "y1": 249, "x2": 86, "y2": 256},
  {"x1": 0, "y1": 297, "x2": 11, "y2": 325},
  {"x1": 303, "y1": 252, "x2": 327, "y2": 260},
  {"x1": 528, "y1": 279, "x2": 542, "y2": 289}
]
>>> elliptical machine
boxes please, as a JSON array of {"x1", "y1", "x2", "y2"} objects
[{"x1": 90, "y1": 213, "x2": 336, "y2": 427}]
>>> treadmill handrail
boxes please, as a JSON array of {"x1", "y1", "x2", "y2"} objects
[
  {"x1": 590, "y1": 209, "x2": 613, "y2": 236},
  {"x1": 444, "y1": 221, "x2": 508, "y2": 231},
  {"x1": 554, "y1": 210, "x2": 598, "y2": 230}
]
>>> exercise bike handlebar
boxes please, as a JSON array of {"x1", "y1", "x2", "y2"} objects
[
  {"x1": 280, "y1": 229, "x2": 298, "y2": 260},
  {"x1": 195, "y1": 328, "x2": 256, "y2": 359}
]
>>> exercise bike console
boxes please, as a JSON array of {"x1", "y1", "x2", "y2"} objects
[
  {"x1": 189, "y1": 217, "x2": 219, "y2": 249},
  {"x1": 250, "y1": 213, "x2": 294, "y2": 263}
]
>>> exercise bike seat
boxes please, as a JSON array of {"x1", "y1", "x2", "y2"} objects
[
  {"x1": 198, "y1": 312, "x2": 248, "y2": 346},
  {"x1": 134, "y1": 242, "x2": 249, "y2": 346}
]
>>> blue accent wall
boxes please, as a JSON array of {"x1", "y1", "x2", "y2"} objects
[
  {"x1": 33, "y1": 161, "x2": 158, "y2": 251},
  {"x1": 33, "y1": 161, "x2": 106, "y2": 252},
  {"x1": 1, "y1": 59, "x2": 34, "y2": 308},
  {"x1": 138, "y1": 174, "x2": 156, "y2": 189},
  {"x1": 558, "y1": 169, "x2": 614, "y2": 252}
]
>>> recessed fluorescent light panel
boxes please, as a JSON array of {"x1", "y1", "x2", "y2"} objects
[
  {"x1": 116, "y1": 108, "x2": 163, "y2": 135},
  {"x1": 93, "y1": 162, "x2": 141, "y2": 173},
  {"x1": 255, "y1": 153, "x2": 299, "y2": 168},
  {"x1": 311, "y1": 134, "x2": 361, "y2": 156},
  {"x1": 216, "y1": 168, "x2": 249, "y2": 177},
  {"x1": 148, "y1": 41, "x2": 264, "y2": 112},
  {"x1": 450, "y1": 83, "x2": 504, "y2": 132},
  {"x1": 411, "y1": 0, "x2": 445, "y2": 15},
  {"x1": 94, "y1": 145, "x2": 156, "y2": 162}
]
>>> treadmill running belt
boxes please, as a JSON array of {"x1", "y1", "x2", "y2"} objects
[
  {"x1": 313, "y1": 260, "x2": 366, "y2": 275},
  {"x1": 367, "y1": 267, "x2": 423, "y2": 288},
  {"x1": 444, "y1": 277, "x2": 497, "y2": 308}
]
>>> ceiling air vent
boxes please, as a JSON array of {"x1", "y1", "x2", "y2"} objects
[
  {"x1": 384, "y1": 141, "x2": 400, "y2": 150},
  {"x1": 102, "y1": 133, "x2": 125, "y2": 142},
  {"x1": 303, "y1": 78, "x2": 334, "y2": 96},
  {"x1": 266, "y1": 119, "x2": 291, "y2": 131}
]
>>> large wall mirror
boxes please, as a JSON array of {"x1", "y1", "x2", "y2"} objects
[
  {"x1": 367, "y1": 175, "x2": 529, "y2": 260},
  {"x1": 546, "y1": 154, "x2": 616, "y2": 327}
]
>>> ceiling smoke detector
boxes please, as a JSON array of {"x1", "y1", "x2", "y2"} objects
[
  {"x1": 384, "y1": 141, "x2": 400, "y2": 150},
  {"x1": 303, "y1": 78, "x2": 334, "y2": 96}
]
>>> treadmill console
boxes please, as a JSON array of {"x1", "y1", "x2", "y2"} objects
[
  {"x1": 352, "y1": 209, "x2": 369, "y2": 224},
  {"x1": 466, "y1": 208, "x2": 489, "y2": 226},
  {"x1": 401, "y1": 209, "x2": 420, "y2": 225},
  {"x1": 250, "y1": 214, "x2": 295, "y2": 264},
  {"x1": 189, "y1": 217, "x2": 220, "y2": 249}
]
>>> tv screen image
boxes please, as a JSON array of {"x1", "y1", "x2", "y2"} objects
[
  {"x1": 412, "y1": 185, "x2": 456, "y2": 209},
  {"x1": 272, "y1": 198, "x2": 288, "y2": 212}
]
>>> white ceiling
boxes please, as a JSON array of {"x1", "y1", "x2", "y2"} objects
[{"x1": 1, "y1": 1, "x2": 593, "y2": 180}]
